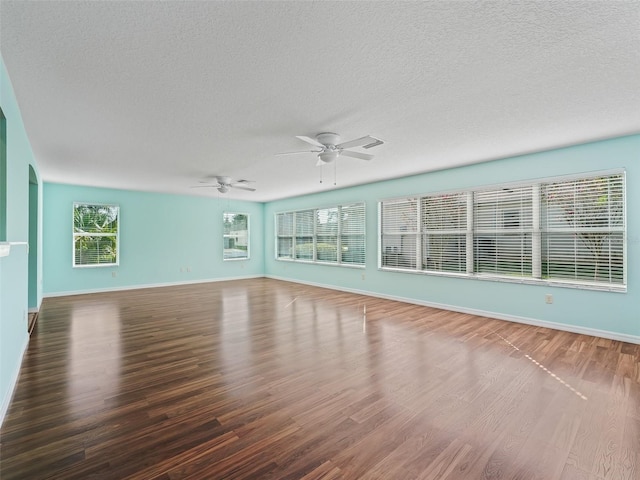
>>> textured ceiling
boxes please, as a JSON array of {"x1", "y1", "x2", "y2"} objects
[{"x1": 1, "y1": 1, "x2": 639, "y2": 201}]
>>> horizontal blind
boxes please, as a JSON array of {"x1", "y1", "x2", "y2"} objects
[
  {"x1": 381, "y1": 199, "x2": 418, "y2": 269},
  {"x1": 276, "y1": 203, "x2": 366, "y2": 267},
  {"x1": 74, "y1": 236, "x2": 117, "y2": 266},
  {"x1": 277, "y1": 212, "x2": 293, "y2": 236},
  {"x1": 295, "y1": 210, "x2": 314, "y2": 260},
  {"x1": 473, "y1": 186, "x2": 533, "y2": 276},
  {"x1": 316, "y1": 207, "x2": 338, "y2": 262},
  {"x1": 340, "y1": 203, "x2": 365, "y2": 265},
  {"x1": 276, "y1": 212, "x2": 293, "y2": 258},
  {"x1": 541, "y1": 174, "x2": 624, "y2": 284},
  {"x1": 421, "y1": 193, "x2": 467, "y2": 272}
]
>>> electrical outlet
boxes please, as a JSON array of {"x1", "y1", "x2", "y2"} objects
[
  {"x1": 112, "y1": 271, "x2": 117, "y2": 278},
  {"x1": 180, "y1": 267, "x2": 184, "y2": 273},
  {"x1": 361, "y1": 273, "x2": 366, "y2": 280},
  {"x1": 186, "y1": 266, "x2": 191, "y2": 272},
  {"x1": 545, "y1": 294, "x2": 553, "y2": 304}
]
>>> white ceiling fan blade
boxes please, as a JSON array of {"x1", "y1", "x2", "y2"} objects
[
  {"x1": 232, "y1": 185, "x2": 256, "y2": 192},
  {"x1": 336, "y1": 135, "x2": 377, "y2": 150},
  {"x1": 190, "y1": 184, "x2": 219, "y2": 188},
  {"x1": 296, "y1": 135, "x2": 325, "y2": 148},
  {"x1": 340, "y1": 150, "x2": 374, "y2": 161},
  {"x1": 235, "y1": 179, "x2": 255, "y2": 184},
  {"x1": 275, "y1": 150, "x2": 322, "y2": 156}
]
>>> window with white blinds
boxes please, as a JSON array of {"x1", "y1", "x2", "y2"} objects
[
  {"x1": 541, "y1": 175, "x2": 624, "y2": 285},
  {"x1": 381, "y1": 198, "x2": 418, "y2": 269},
  {"x1": 295, "y1": 210, "x2": 315, "y2": 260},
  {"x1": 379, "y1": 171, "x2": 626, "y2": 291},
  {"x1": 316, "y1": 207, "x2": 338, "y2": 263},
  {"x1": 73, "y1": 203, "x2": 119, "y2": 267},
  {"x1": 276, "y1": 203, "x2": 365, "y2": 266},
  {"x1": 422, "y1": 193, "x2": 469, "y2": 273},
  {"x1": 474, "y1": 186, "x2": 534, "y2": 277},
  {"x1": 276, "y1": 212, "x2": 294, "y2": 259},
  {"x1": 340, "y1": 203, "x2": 366, "y2": 265}
]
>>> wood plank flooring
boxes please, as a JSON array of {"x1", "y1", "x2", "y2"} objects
[{"x1": 1, "y1": 278, "x2": 638, "y2": 479}]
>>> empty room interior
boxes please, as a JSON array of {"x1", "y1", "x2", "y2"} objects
[{"x1": 1, "y1": 1, "x2": 639, "y2": 479}]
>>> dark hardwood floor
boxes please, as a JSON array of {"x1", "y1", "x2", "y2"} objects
[{"x1": 1, "y1": 278, "x2": 638, "y2": 479}]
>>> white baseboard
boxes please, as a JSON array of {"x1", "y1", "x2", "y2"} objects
[
  {"x1": 0, "y1": 335, "x2": 29, "y2": 428},
  {"x1": 43, "y1": 274, "x2": 263, "y2": 298},
  {"x1": 266, "y1": 275, "x2": 640, "y2": 345}
]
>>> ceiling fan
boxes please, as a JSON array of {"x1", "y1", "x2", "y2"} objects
[
  {"x1": 192, "y1": 176, "x2": 256, "y2": 194},
  {"x1": 276, "y1": 132, "x2": 384, "y2": 166}
]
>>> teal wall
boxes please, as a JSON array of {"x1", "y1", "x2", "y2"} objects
[
  {"x1": 43, "y1": 183, "x2": 264, "y2": 295},
  {"x1": 0, "y1": 56, "x2": 40, "y2": 422},
  {"x1": 265, "y1": 135, "x2": 640, "y2": 341},
  {"x1": 28, "y1": 174, "x2": 39, "y2": 309}
]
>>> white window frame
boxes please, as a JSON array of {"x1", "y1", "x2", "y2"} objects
[
  {"x1": 275, "y1": 203, "x2": 366, "y2": 268},
  {"x1": 223, "y1": 212, "x2": 250, "y2": 261},
  {"x1": 379, "y1": 170, "x2": 626, "y2": 292},
  {"x1": 72, "y1": 202, "x2": 120, "y2": 268}
]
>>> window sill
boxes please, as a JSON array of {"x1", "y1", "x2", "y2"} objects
[{"x1": 378, "y1": 266, "x2": 626, "y2": 293}]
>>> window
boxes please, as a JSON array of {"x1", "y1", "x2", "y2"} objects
[
  {"x1": 474, "y1": 186, "x2": 533, "y2": 277},
  {"x1": 73, "y1": 203, "x2": 119, "y2": 267},
  {"x1": 541, "y1": 175, "x2": 624, "y2": 285},
  {"x1": 316, "y1": 207, "x2": 338, "y2": 263},
  {"x1": 276, "y1": 212, "x2": 294, "y2": 259},
  {"x1": 421, "y1": 193, "x2": 469, "y2": 273},
  {"x1": 379, "y1": 171, "x2": 626, "y2": 291},
  {"x1": 276, "y1": 203, "x2": 366, "y2": 266},
  {"x1": 380, "y1": 198, "x2": 418, "y2": 269},
  {"x1": 295, "y1": 210, "x2": 314, "y2": 260},
  {"x1": 223, "y1": 212, "x2": 249, "y2": 260},
  {"x1": 340, "y1": 203, "x2": 365, "y2": 265}
]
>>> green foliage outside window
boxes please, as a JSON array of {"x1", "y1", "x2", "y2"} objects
[{"x1": 73, "y1": 203, "x2": 119, "y2": 266}]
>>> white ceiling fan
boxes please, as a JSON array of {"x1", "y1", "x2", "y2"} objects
[
  {"x1": 276, "y1": 132, "x2": 384, "y2": 166},
  {"x1": 192, "y1": 176, "x2": 256, "y2": 194}
]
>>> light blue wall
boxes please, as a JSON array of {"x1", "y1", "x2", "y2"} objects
[
  {"x1": 43, "y1": 183, "x2": 265, "y2": 295},
  {"x1": 28, "y1": 176, "x2": 39, "y2": 309},
  {"x1": 265, "y1": 135, "x2": 640, "y2": 341},
  {"x1": 0, "y1": 56, "x2": 40, "y2": 422}
]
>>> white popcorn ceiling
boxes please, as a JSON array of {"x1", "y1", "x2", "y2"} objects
[{"x1": 1, "y1": 0, "x2": 639, "y2": 201}]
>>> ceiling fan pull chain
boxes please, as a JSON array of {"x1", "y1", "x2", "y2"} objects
[{"x1": 334, "y1": 160, "x2": 337, "y2": 186}]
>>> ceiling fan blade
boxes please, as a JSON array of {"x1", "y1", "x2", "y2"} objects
[
  {"x1": 340, "y1": 150, "x2": 374, "y2": 161},
  {"x1": 190, "y1": 184, "x2": 219, "y2": 188},
  {"x1": 336, "y1": 135, "x2": 377, "y2": 150},
  {"x1": 296, "y1": 135, "x2": 325, "y2": 148},
  {"x1": 232, "y1": 185, "x2": 256, "y2": 192},
  {"x1": 275, "y1": 150, "x2": 322, "y2": 156},
  {"x1": 235, "y1": 179, "x2": 255, "y2": 184}
]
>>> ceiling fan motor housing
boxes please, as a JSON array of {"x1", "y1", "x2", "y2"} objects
[{"x1": 316, "y1": 132, "x2": 341, "y2": 147}]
